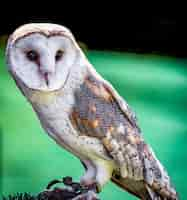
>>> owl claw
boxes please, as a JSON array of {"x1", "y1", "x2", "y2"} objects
[
  {"x1": 46, "y1": 176, "x2": 99, "y2": 195},
  {"x1": 63, "y1": 176, "x2": 73, "y2": 185},
  {"x1": 72, "y1": 191, "x2": 99, "y2": 200},
  {"x1": 81, "y1": 182, "x2": 100, "y2": 193},
  {"x1": 46, "y1": 179, "x2": 63, "y2": 190}
]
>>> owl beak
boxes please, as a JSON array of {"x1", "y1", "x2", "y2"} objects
[
  {"x1": 43, "y1": 72, "x2": 49, "y2": 86},
  {"x1": 38, "y1": 69, "x2": 53, "y2": 87},
  {"x1": 39, "y1": 54, "x2": 55, "y2": 87}
]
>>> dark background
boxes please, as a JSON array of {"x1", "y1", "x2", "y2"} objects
[{"x1": 0, "y1": 8, "x2": 187, "y2": 57}]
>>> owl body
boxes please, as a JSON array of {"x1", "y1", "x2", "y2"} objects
[
  {"x1": 6, "y1": 23, "x2": 178, "y2": 199},
  {"x1": 19, "y1": 62, "x2": 117, "y2": 188}
]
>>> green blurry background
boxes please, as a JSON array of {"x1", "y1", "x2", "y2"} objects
[{"x1": 0, "y1": 44, "x2": 187, "y2": 199}]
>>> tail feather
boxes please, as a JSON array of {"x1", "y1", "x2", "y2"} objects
[
  {"x1": 143, "y1": 146, "x2": 178, "y2": 199},
  {"x1": 111, "y1": 174, "x2": 150, "y2": 199},
  {"x1": 146, "y1": 186, "x2": 161, "y2": 200},
  {"x1": 111, "y1": 171, "x2": 178, "y2": 200},
  {"x1": 146, "y1": 184, "x2": 178, "y2": 200}
]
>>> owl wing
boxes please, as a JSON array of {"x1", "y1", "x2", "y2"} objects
[{"x1": 70, "y1": 74, "x2": 178, "y2": 200}]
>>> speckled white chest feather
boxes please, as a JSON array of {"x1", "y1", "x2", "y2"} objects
[{"x1": 26, "y1": 61, "x2": 112, "y2": 163}]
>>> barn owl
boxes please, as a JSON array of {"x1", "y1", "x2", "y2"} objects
[{"x1": 6, "y1": 23, "x2": 178, "y2": 200}]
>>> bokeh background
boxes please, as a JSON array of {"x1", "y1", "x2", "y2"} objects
[{"x1": 0, "y1": 9, "x2": 187, "y2": 200}]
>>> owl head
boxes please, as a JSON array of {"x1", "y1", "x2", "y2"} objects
[{"x1": 6, "y1": 23, "x2": 87, "y2": 91}]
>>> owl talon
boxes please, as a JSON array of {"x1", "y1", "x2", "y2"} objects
[
  {"x1": 46, "y1": 179, "x2": 63, "y2": 190},
  {"x1": 63, "y1": 176, "x2": 73, "y2": 186},
  {"x1": 87, "y1": 182, "x2": 97, "y2": 191},
  {"x1": 81, "y1": 182, "x2": 100, "y2": 194},
  {"x1": 46, "y1": 176, "x2": 81, "y2": 191},
  {"x1": 72, "y1": 191, "x2": 99, "y2": 200},
  {"x1": 62, "y1": 177, "x2": 82, "y2": 192}
]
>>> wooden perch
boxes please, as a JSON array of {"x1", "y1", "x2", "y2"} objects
[{"x1": 2, "y1": 177, "x2": 100, "y2": 200}]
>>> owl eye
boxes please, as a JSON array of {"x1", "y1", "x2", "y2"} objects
[
  {"x1": 26, "y1": 50, "x2": 39, "y2": 62},
  {"x1": 55, "y1": 49, "x2": 64, "y2": 61}
]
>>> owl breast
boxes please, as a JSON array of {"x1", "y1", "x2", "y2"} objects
[{"x1": 27, "y1": 87, "x2": 111, "y2": 162}]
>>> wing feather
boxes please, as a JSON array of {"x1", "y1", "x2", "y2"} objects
[
  {"x1": 70, "y1": 73, "x2": 178, "y2": 199},
  {"x1": 101, "y1": 78, "x2": 141, "y2": 132}
]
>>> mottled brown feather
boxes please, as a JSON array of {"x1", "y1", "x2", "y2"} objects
[{"x1": 69, "y1": 74, "x2": 178, "y2": 200}]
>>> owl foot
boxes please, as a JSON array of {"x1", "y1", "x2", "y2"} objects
[
  {"x1": 44, "y1": 176, "x2": 99, "y2": 200},
  {"x1": 46, "y1": 176, "x2": 82, "y2": 192},
  {"x1": 82, "y1": 182, "x2": 101, "y2": 193},
  {"x1": 46, "y1": 179, "x2": 63, "y2": 190},
  {"x1": 72, "y1": 190, "x2": 99, "y2": 200}
]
